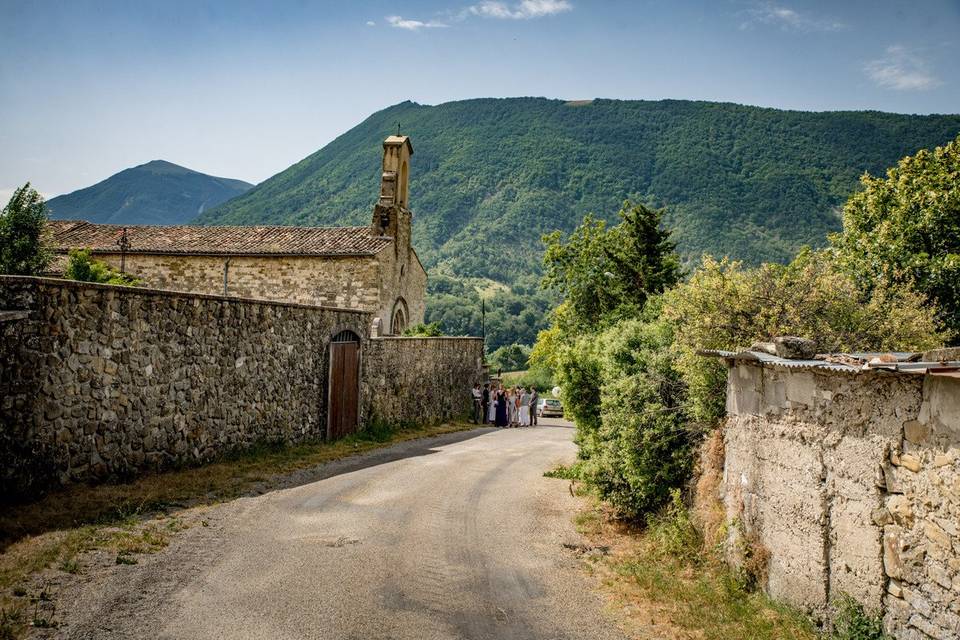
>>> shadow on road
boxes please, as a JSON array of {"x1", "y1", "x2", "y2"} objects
[{"x1": 0, "y1": 426, "x2": 500, "y2": 552}]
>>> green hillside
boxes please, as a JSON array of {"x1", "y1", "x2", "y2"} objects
[
  {"x1": 198, "y1": 98, "x2": 960, "y2": 350},
  {"x1": 48, "y1": 160, "x2": 252, "y2": 225}
]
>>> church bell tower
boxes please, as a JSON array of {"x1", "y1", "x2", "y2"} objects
[{"x1": 372, "y1": 135, "x2": 413, "y2": 238}]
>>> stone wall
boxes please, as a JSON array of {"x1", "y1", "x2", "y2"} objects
[
  {"x1": 366, "y1": 337, "x2": 485, "y2": 424},
  {"x1": 92, "y1": 252, "x2": 384, "y2": 312},
  {"x1": 0, "y1": 276, "x2": 482, "y2": 499},
  {"x1": 722, "y1": 362, "x2": 960, "y2": 639}
]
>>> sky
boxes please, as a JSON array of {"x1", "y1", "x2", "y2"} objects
[{"x1": 1, "y1": 0, "x2": 958, "y2": 202}]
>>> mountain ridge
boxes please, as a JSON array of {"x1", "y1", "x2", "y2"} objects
[
  {"x1": 47, "y1": 160, "x2": 252, "y2": 226},
  {"x1": 198, "y1": 97, "x2": 960, "y2": 278}
]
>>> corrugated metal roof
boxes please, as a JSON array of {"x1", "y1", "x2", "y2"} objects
[
  {"x1": 47, "y1": 220, "x2": 393, "y2": 257},
  {"x1": 698, "y1": 349, "x2": 960, "y2": 378}
]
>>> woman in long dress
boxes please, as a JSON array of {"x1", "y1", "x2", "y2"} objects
[
  {"x1": 506, "y1": 388, "x2": 517, "y2": 426},
  {"x1": 519, "y1": 388, "x2": 531, "y2": 426},
  {"x1": 495, "y1": 389, "x2": 509, "y2": 427},
  {"x1": 487, "y1": 385, "x2": 498, "y2": 423}
]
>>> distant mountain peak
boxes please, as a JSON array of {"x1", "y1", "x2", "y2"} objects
[{"x1": 47, "y1": 162, "x2": 253, "y2": 226}]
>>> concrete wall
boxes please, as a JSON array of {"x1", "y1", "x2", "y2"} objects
[
  {"x1": 0, "y1": 276, "x2": 481, "y2": 498},
  {"x1": 722, "y1": 362, "x2": 960, "y2": 639},
  {"x1": 366, "y1": 337, "x2": 485, "y2": 424}
]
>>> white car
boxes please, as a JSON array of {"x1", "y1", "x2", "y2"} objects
[{"x1": 537, "y1": 398, "x2": 564, "y2": 418}]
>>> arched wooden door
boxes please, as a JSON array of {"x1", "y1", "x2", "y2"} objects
[{"x1": 328, "y1": 330, "x2": 360, "y2": 440}]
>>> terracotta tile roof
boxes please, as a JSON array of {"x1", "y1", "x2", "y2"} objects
[{"x1": 47, "y1": 220, "x2": 392, "y2": 257}]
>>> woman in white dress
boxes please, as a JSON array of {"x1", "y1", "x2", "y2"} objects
[
  {"x1": 487, "y1": 384, "x2": 498, "y2": 423},
  {"x1": 519, "y1": 388, "x2": 531, "y2": 426}
]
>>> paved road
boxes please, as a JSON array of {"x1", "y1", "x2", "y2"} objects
[{"x1": 49, "y1": 420, "x2": 626, "y2": 639}]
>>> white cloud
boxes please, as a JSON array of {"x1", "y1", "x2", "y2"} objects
[
  {"x1": 385, "y1": 15, "x2": 448, "y2": 30},
  {"x1": 366, "y1": 20, "x2": 376, "y2": 27},
  {"x1": 865, "y1": 45, "x2": 943, "y2": 91},
  {"x1": 468, "y1": 0, "x2": 572, "y2": 19},
  {"x1": 741, "y1": 2, "x2": 844, "y2": 32},
  {"x1": 386, "y1": 0, "x2": 570, "y2": 33}
]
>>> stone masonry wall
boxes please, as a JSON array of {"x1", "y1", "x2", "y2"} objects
[
  {"x1": 366, "y1": 337, "x2": 485, "y2": 425},
  {"x1": 0, "y1": 276, "x2": 483, "y2": 498},
  {"x1": 92, "y1": 252, "x2": 383, "y2": 312},
  {"x1": 722, "y1": 362, "x2": 960, "y2": 639},
  {"x1": 0, "y1": 276, "x2": 369, "y2": 495}
]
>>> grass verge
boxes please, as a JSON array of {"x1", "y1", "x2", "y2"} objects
[
  {"x1": 572, "y1": 491, "x2": 818, "y2": 640},
  {"x1": 0, "y1": 420, "x2": 477, "y2": 639}
]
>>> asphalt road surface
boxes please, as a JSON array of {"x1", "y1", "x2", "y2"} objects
[{"x1": 47, "y1": 419, "x2": 626, "y2": 640}]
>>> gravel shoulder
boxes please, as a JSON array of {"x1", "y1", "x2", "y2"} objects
[{"x1": 34, "y1": 421, "x2": 627, "y2": 640}]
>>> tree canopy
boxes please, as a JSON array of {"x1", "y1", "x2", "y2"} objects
[
  {"x1": 0, "y1": 184, "x2": 51, "y2": 276},
  {"x1": 832, "y1": 134, "x2": 960, "y2": 339}
]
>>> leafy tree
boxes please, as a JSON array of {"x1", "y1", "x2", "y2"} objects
[
  {"x1": 662, "y1": 250, "x2": 943, "y2": 424},
  {"x1": 0, "y1": 183, "x2": 51, "y2": 275},
  {"x1": 64, "y1": 249, "x2": 141, "y2": 286},
  {"x1": 542, "y1": 201, "x2": 681, "y2": 334},
  {"x1": 832, "y1": 134, "x2": 960, "y2": 339},
  {"x1": 488, "y1": 343, "x2": 531, "y2": 372}
]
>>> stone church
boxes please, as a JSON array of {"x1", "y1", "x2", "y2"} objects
[{"x1": 47, "y1": 135, "x2": 425, "y2": 335}]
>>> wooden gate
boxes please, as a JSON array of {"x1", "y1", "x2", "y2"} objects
[{"x1": 327, "y1": 330, "x2": 360, "y2": 440}]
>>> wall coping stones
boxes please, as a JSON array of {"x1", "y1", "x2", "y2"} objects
[{"x1": 0, "y1": 275, "x2": 373, "y2": 317}]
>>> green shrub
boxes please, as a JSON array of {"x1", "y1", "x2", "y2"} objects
[
  {"x1": 402, "y1": 322, "x2": 443, "y2": 337},
  {"x1": 829, "y1": 595, "x2": 889, "y2": 640},
  {"x1": 646, "y1": 489, "x2": 703, "y2": 564},
  {"x1": 564, "y1": 313, "x2": 695, "y2": 519},
  {"x1": 64, "y1": 249, "x2": 141, "y2": 286}
]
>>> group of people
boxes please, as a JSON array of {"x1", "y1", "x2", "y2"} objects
[{"x1": 472, "y1": 382, "x2": 539, "y2": 428}]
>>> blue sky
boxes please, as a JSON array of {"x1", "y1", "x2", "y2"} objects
[{"x1": 1, "y1": 0, "x2": 958, "y2": 201}]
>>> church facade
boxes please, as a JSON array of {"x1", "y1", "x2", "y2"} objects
[{"x1": 47, "y1": 135, "x2": 426, "y2": 334}]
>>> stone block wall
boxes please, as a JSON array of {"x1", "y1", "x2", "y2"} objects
[
  {"x1": 366, "y1": 337, "x2": 486, "y2": 425},
  {"x1": 93, "y1": 252, "x2": 384, "y2": 312},
  {"x1": 0, "y1": 276, "x2": 481, "y2": 499},
  {"x1": 722, "y1": 362, "x2": 960, "y2": 639}
]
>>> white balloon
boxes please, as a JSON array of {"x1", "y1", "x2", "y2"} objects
[{"x1": 552, "y1": 386, "x2": 562, "y2": 398}]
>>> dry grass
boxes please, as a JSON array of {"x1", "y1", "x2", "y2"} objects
[
  {"x1": 693, "y1": 426, "x2": 727, "y2": 552},
  {"x1": 574, "y1": 497, "x2": 818, "y2": 640},
  {"x1": 0, "y1": 421, "x2": 476, "y2": 639}
]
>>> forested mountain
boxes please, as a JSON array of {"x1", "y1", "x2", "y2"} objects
[
  {"x1": 48, "y1": 160, "x2": 252, "y2": 225},
  {"x1": 198, "y1": 98, "x2": 960, "y2": 350}
]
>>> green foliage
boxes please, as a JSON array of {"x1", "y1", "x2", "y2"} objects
[
  {"x1": 64, "y1": 250, "x2": 142, "y2": 286},
  {"x1": 662, "y1": 250, "x2": 944, "y2": 424},
  {"x1": 832, "y1": 134, "x2": 960, "y2": 339},
  {"x1": 46, "y1": 160, "x2": 251, "y2": 225},
  {"x1": 0, "y1": 184, "x2": 51, "y2": 276},
  {"x1": 542, "y1": 201, "x2": 681, "y2": 333},
  {"x1": 200, "y1": 98, "x2": 960, "y2": 270},
  {"x1": 401, "y1": 321, "x2": 443, "y2": 337},
  {"x1": 543, "y1": 463, "x2": 581, "y2": 480},
  {"x1": 573, "y1": 315, "x2": 695, "y2": 519},
  {"x1": 646, "y1": 489, "x2": 703, "y2": 565},
  {"x1": 195, "y1": 97, "x2": 960, "y2": 355},
  {"x1": 829, "y1": 595, "x2": 889, "y2": 640},
  {"x1": 425, "y1": 274, "x2": 557, "y2": 353},
  {"x1": 500, "y1": 366, "x2": 555, "y2": 391},
  {"x1": 488, "y1": 343, "x2": 531, "y2": 372}
]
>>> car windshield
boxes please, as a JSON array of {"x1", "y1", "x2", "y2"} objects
[{"x1": 545, "y1": 400, "x2": 560, "y2": 406}]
